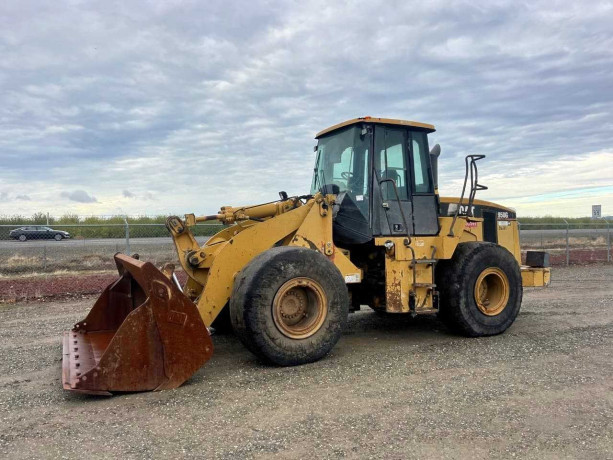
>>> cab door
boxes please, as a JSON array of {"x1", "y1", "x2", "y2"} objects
[
  {"x1": 371, "y1": 126, "x2": 439, "y2": 237},
  {"x1": 371, "y1": 125, "x2": 413, "y2": 236},
  {"x1": 408, "y1": 131, "x2": 439, "y2": 236}
]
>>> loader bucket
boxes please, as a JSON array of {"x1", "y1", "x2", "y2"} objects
[{"x1": 62, "y1": 253, "x2": 213, "y2": 395}]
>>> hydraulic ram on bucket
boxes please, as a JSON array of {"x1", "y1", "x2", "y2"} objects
[{"x1": 62, "y1": 253, "x2": 213, "y2": 395}]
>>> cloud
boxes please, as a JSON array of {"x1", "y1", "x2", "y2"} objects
[
  {"x1": 15, "y1": 194, "x2": 31, "y2": 201},
  {"x1": 0, "y1": 0, "x2": 612, "y2": 217},
  {"x1": 60, "y1": 190, "x2": 98, "y2": 203},
  {"x1": 122, "y1": 190, "x2": 135, "y2": 198}
]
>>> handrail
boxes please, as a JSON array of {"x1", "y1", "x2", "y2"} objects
[
  {"x1": 448, "y1": 155, "x2": 487, "y2": 236},
  {"x1": 467, "y1": 155, "x2": 488, "y2": 215}
]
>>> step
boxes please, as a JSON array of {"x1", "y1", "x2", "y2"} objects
[{"x1": 411, "y1": 259, "x2": 437, "y2": 264}]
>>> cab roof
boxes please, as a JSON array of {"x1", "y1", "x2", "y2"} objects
[{"x1": 315, "y1": 117, "x2": 436, "y2": 138}]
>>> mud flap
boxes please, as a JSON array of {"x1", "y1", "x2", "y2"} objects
[{"x1": 62, "y1": 254, "x2": 213, "y2": 395}]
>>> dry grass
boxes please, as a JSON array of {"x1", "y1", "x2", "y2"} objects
[
  {"x1": 5, "y1": 254, "x2": 41, "y2": 268},
  {"x1": 0, "y1": 268, "x2": 116, "y2": 279},
  {"x1": 522, "y1": 236, "x2": 608, "y2": 249}
]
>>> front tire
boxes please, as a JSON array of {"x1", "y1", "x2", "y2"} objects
[
  {"x1": 54, "y1": 234, "x2": 62, "y2": 241},
  {"x1": 18, "y1": 234, "x2": 27, "y2": 242},
  {"x1": 437, "y1": 242, "x2": 522, "y2": 337},
  {"x1": 230, "y1": 246, "x2": 349, "y2": 366}
]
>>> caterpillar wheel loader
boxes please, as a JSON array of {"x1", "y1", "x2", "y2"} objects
[{"x1": 62, "y1": 117, "x2": 550, "y2": 395}]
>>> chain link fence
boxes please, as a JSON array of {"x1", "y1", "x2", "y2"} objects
[
  {"x1": 0, "y1": 220, "x2": 610, "y2": 275},
  {"x1": 0, "y1": 222, "x2": 222, "y2": 275},
  {"x1": 519, "y1": 221, "x2": 611, "y2": 265}
]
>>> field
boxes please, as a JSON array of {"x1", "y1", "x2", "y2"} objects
[{"x1": 0, "y1": 265, "x2": 611, "y2": 459}]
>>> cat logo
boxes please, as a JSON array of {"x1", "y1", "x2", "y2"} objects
[{"x1": 448, "y1": 203, "x2": 475, "y2": 216}]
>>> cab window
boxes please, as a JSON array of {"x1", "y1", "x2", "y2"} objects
[
  {"x1": 374, "y1": 126, "x2": 408, "y2": 200},
  {"x1": 311, "y1": 126, "x2": 370, "y2": 216},
  {"x1": 410, "y1": 131, "x2": 432, "y2": 194}
]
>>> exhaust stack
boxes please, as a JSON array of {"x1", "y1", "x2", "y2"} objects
[{"x1": 429, "y1": 144, "x2": 441, "y2": 190}]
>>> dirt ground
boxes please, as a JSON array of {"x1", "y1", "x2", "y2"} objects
[
  {"x1": 0, "y1": 271, "x2": 190, "y2": 303},
  {"x1": 0, "y1": 265, "x2": 611, "y2": 459}
]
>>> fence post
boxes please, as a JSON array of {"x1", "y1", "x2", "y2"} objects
[
  {"x1": 540, "y1": 229, "x2": 544, "y2": 249},
  {"x1": 124, "y1": 217, "x2": 131, "y2": 255},
  {"x1": 562, "y1": 218, "x2": 569, "y2": 266},
  {"x1": 601, "y1": 217, "x2": 611, "y2": 263}
]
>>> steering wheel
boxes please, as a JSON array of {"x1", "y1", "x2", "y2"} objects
[{"x1": 341, "y1": 171, "x2": 354, "y2": 180}]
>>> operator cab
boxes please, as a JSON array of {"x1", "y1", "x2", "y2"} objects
[{"x1": 311, "y1": 117, "x2": 440, "y2": 246}]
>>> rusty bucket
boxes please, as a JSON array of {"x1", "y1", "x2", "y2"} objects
[{"x1": 62, "y1": 254, "x2": 213, "y2": 395}]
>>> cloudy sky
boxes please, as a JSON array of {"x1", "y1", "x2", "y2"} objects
[{"x1": 1, "y1": 0, "x2": 612, "y2": 218}]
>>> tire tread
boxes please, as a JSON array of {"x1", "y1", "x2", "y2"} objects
[
  {"x1": 438, "y1": 242, "x2": 522, "y2": 337},
  {"x1": 230, "y1": 246, "x2": 349, "y2": 365}
]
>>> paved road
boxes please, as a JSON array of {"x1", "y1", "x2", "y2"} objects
[
  {"x1": 0, "y1": 236, "x2": 210, "y2": 249},
  {"x1": 0, "y1": 228, "x2": 609, "y2": 249},
  {"x1": 519, "y1": 228, "x2": 610, "y2": 235}
]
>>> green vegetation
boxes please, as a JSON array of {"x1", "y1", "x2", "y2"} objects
[
  {"x1": 1, "y1": 213, "x2": 609, "y2": 240},
  {"x1": 0, "y1": 213, "x2": 169, "y2": 225},
  {"x1": 517, "y1": 216, "x2": 611, "y2": 229},
  {"x1": 0, "y1": 214, "x2": 224, "y2": 239}
]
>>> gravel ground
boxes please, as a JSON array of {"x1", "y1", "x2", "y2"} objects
[{"x1": 0, "y1": 265, "x2": 611, "y2": 459}]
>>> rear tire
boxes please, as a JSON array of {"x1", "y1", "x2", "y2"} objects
[
  {"x1": 230, "y1": 246, "x2": 349, "y2": 366},
  {"x1": 437, "y1": 242, "x2": 522, "y2": 337}
]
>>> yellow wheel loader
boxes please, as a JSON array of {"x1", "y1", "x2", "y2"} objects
[{"x1": 62, "y1": 117, "x2": 550, "y2": 395}]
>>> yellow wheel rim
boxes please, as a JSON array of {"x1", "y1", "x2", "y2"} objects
[
  {"x1": 474, "y1": 267, "x2": 510, "y2": 316},
  {"x1": 272, "y1": 277, "x2": 328, "y2": 339}
]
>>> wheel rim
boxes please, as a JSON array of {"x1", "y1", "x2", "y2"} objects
[
  {"x1": 19, "y1": 235, "x2": 26, "y2": 241},
  {"x1": 272, "y1": 277, "x2": 328, "y2": 339},
  {"x1": 474, "y1": 267, "x2": 510, "y2": 316},
  {"x1": 55, "y1": 234, "x2": 61, "y2": 240}
]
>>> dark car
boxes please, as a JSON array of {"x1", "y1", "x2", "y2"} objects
[{"x1": 9, "y1": 226, "x2": 71, "y2": 241}]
